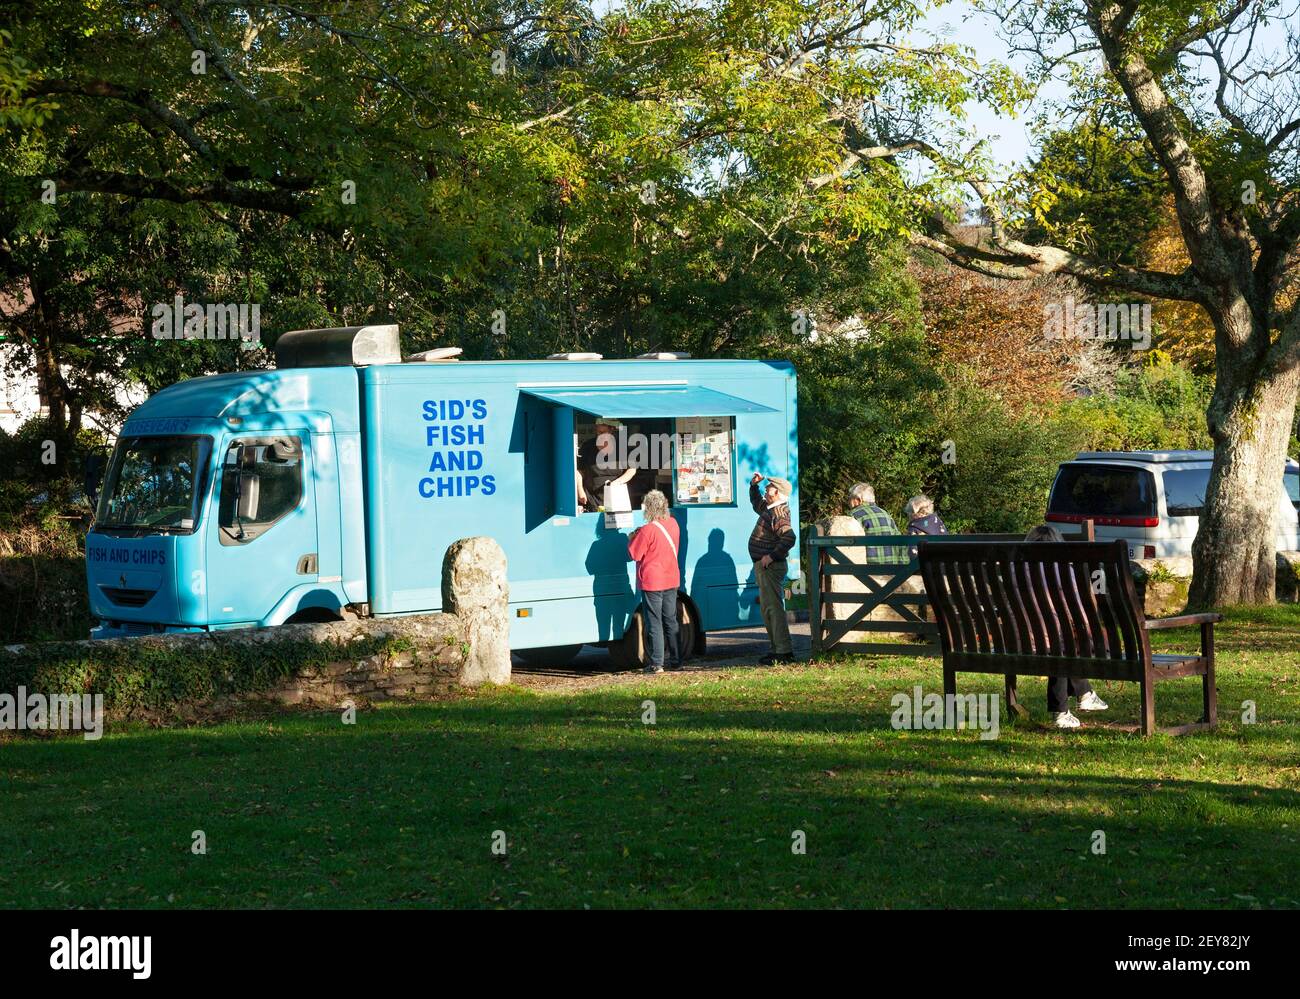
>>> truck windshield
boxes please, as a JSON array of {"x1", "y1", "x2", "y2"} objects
[{"x1": 95, "y1": 435, "x2": 211, "y2": 534}]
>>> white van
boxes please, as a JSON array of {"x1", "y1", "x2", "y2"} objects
[{"x1": 1046, "y1": 450, "x2": 1300, "y2": 559}]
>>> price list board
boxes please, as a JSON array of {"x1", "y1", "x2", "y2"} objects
[{"x1": 674, "y1": 416, "x2": 734, "y2": 505}]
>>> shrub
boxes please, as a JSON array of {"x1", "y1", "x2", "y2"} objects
[
  {"x1": 1061, "y1": 354, "x2": 1213, "y2": 452},
  {"x1": 924, "y1": 369, "x2": 1089, "y2": 533}
]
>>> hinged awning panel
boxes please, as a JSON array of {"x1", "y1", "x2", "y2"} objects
[{"x1": 521, "y1": 385, "x2": 777, "y2": 417}]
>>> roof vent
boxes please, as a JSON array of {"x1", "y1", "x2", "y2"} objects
[
  {"x1": 275, "y1": 324, "x2": 401, "y2": 368},
  {"x1": 406, "y1": 347, "x2": 463, "y2": 363},
  {"x1": 636, "y1": 351, "x2": 691, "y2": 360},
  {"x1": 546, "y1": 351, "x2": 603, "y2": 360}
]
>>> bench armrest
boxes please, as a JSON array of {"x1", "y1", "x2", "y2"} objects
[{"x1": 1143, "y1": 613, "x2": 1224, "y2": 631}]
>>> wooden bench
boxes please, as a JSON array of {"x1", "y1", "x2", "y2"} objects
[{"x1": 917, "y1": 539, "x2": 1220, "y2": 736}]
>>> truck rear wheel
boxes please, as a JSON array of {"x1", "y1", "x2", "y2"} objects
[{"x1": 609, "y1": 595, "x2": 699, "y2": 670}]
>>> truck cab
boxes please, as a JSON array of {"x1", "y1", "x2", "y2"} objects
[{"x1": 87, "y1": 367, "x2": 364, "y2": 638}]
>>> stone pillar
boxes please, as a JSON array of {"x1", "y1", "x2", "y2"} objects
[{"x1": 442, "y1": 536, "x2": 511, "y2": 685}]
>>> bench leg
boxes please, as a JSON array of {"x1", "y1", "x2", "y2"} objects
[
  {"x1": 943, "y1": 665, "x2": 955, "y2": 698},
  {"x1": 1140, "y1": 674, "x2": 1155, "y2": 737},
  {"x1": 1202, "y1": 667, "x2": 1217, "y2": 726},
  {"x1": 1004, "y1": 674, "x2": 1026, "y2": 719}
]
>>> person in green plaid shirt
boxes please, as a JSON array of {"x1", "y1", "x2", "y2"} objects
[{"x1": 847, "y1": 482, "x2": 909, "y2": 564}]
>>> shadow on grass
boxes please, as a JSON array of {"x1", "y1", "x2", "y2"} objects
[{"x1": 3, "y1": 682, "x2": 1298, "y2": 909}]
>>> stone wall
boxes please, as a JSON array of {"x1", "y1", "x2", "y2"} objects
[
  {"x1": 1132, "y1": 552, "x2": 1300, "y2": 616},
  {"x1": 1, "y1": 535, "x2": 510, "y2": 727},
  {"x1": 222, "y1": 613, "x2": 470, "y2": 715}
]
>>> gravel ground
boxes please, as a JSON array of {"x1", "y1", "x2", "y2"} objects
[{"x1": 508, "y1": 622, "x2": 813, "y2": 691}]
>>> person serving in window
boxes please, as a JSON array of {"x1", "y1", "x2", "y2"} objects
[{"x1": 577, "y1": 418, "x2": 637, "y2": 512}]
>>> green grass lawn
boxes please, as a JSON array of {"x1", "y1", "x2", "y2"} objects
[{"x1": 2, "y1": 607, "x2": 1298, "y2": 909}]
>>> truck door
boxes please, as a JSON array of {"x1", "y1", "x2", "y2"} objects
[{"x1": 205, "y1": 435, "x2": 319, "y2": 626}]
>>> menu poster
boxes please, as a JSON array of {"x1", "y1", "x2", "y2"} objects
[
  {"x1": 675, "y1": 416, "x2": 734, "y2": 505},
  {"x1": 603, "y1": 481, "x2": 634, "y2": 529}
]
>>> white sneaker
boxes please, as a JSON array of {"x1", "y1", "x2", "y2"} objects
[
  {"x1": 1050, "y1": 711, "x2": 1081, "y2": 729},
  {"x1": 1077, "y1": 691, "x2": 1109, "y2": 712}
]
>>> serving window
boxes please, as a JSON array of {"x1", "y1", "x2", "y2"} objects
[
  {"x1": 571, "y1": 414, "x2": 736, "y2": 514},
  {"x1": 574, "y1": 416, "x2": 672, "y2": 513}
]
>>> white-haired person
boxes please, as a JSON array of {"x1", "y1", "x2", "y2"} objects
[
  {"x1": 1024, "y1": 523, "x2": 1109, "y2": 728},
  {"x1": 904, "y1": 493, "x2": 948, "y2": 557},
  {"x1": 627, "y1": 489, "x2": 683, "y2": 674},
  {"x1": 749, "y1": 473, "x2": 797, "y2": 663},
  {"x1": 847, "y1": 482, "x2": 908, "y2": 565}
]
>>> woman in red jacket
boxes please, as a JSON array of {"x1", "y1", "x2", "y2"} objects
[{"x1": 627, "y1": 489, "x2": 683, "y2": 674}]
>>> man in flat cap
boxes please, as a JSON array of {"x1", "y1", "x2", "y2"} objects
[{"x1": 748, "y1": 472, "x2": 796, "y2": 663}]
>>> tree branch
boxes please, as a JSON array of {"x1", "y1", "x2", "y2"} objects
[
  {"x1": 914, "y1": 222, "x2": 1207, "y2": 302},
  {"x1": 1086, "y1": 1, "x2": 1244, "y2": 286},
  {"x1": 1157, "y1": 0, "x2": 1253, "y2": 60},
  {"x1": 50, "y1": 167, "x2": 306, "y2": 216},
  {"x1": 806, "y1": 140, "x2": 934, "y2": 191}
]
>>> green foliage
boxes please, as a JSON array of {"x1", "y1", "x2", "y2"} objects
[
  {"x1": 795, "y1": 326, "x2": 939, "y2": 524},
  {"x1": 925, "y1": 370, "x2": 1088, "y2": 533},
  {"x1": 1061, "y1": 356, "x2": 1214, "y2": 452},
  {"x1": 1017, "y1": 106, "x2": 1165, "y2": 267},
  {"x1": 0, "y1": 416, "x2": 106, "y2": 492}
]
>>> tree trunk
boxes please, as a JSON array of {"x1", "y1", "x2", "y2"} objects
[{"x1": 1188, "y1": 326, "x2": 1300, "y2": 608}]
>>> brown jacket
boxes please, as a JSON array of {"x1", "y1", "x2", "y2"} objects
[{"x1": 748, "y1": 482, "x2": 796, "y2": 562}]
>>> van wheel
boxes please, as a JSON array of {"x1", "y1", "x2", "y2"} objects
[
  {"x1": 609, "y1": 596, "x2": 699, "y2": 670},
  {"x1": 514, "y1": 644, "x2": 586, "y2": 668}
]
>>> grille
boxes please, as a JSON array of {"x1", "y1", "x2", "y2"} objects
[{"x1": 100, "y1": 586, "x2": 157, "y2": 608}]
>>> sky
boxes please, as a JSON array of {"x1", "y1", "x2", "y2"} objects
[{"x1": 913, "y1": 1, "x2": 1056, "y2": 171}]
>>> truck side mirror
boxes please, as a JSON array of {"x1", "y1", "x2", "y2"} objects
[
  {"x1": 83, "y1": 452, "x2": 107, "y2": 505},
  {"x1": 237, "y1": 471, "x2": 261, "y2": 521}
]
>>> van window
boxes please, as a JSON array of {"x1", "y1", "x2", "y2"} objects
[
  {"x1": 218, "y1": 437, "x2": 304, "y2": 544},
  {"x1": 1162, "y1": 467, "x2": 1211, "y2": 517},
  {"x1": 96, "y1": 435, "x2": 210, "y2": 535},
  {"x1": 1048, "y1": 464, "x2": 1157, "y2": 519},
  {"x1": 1287, "y1": 469, "x2": 1299, "y2": 509}
]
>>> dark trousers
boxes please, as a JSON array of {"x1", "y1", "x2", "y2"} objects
[
  {"x1": 1047, "y1": 676, "x2": 1094, "y2": 713},
  {"x1": 642, "y1": 588, "x2": 680, "y2": 667}
]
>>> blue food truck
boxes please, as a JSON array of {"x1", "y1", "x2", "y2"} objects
[{"x1": 85, "y1": 326, "x2": 799, "y2": 666}]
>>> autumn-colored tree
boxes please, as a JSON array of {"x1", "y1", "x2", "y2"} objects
[{"x1": 914, "y1": 258, "x2": 1127, "y2": 413}]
